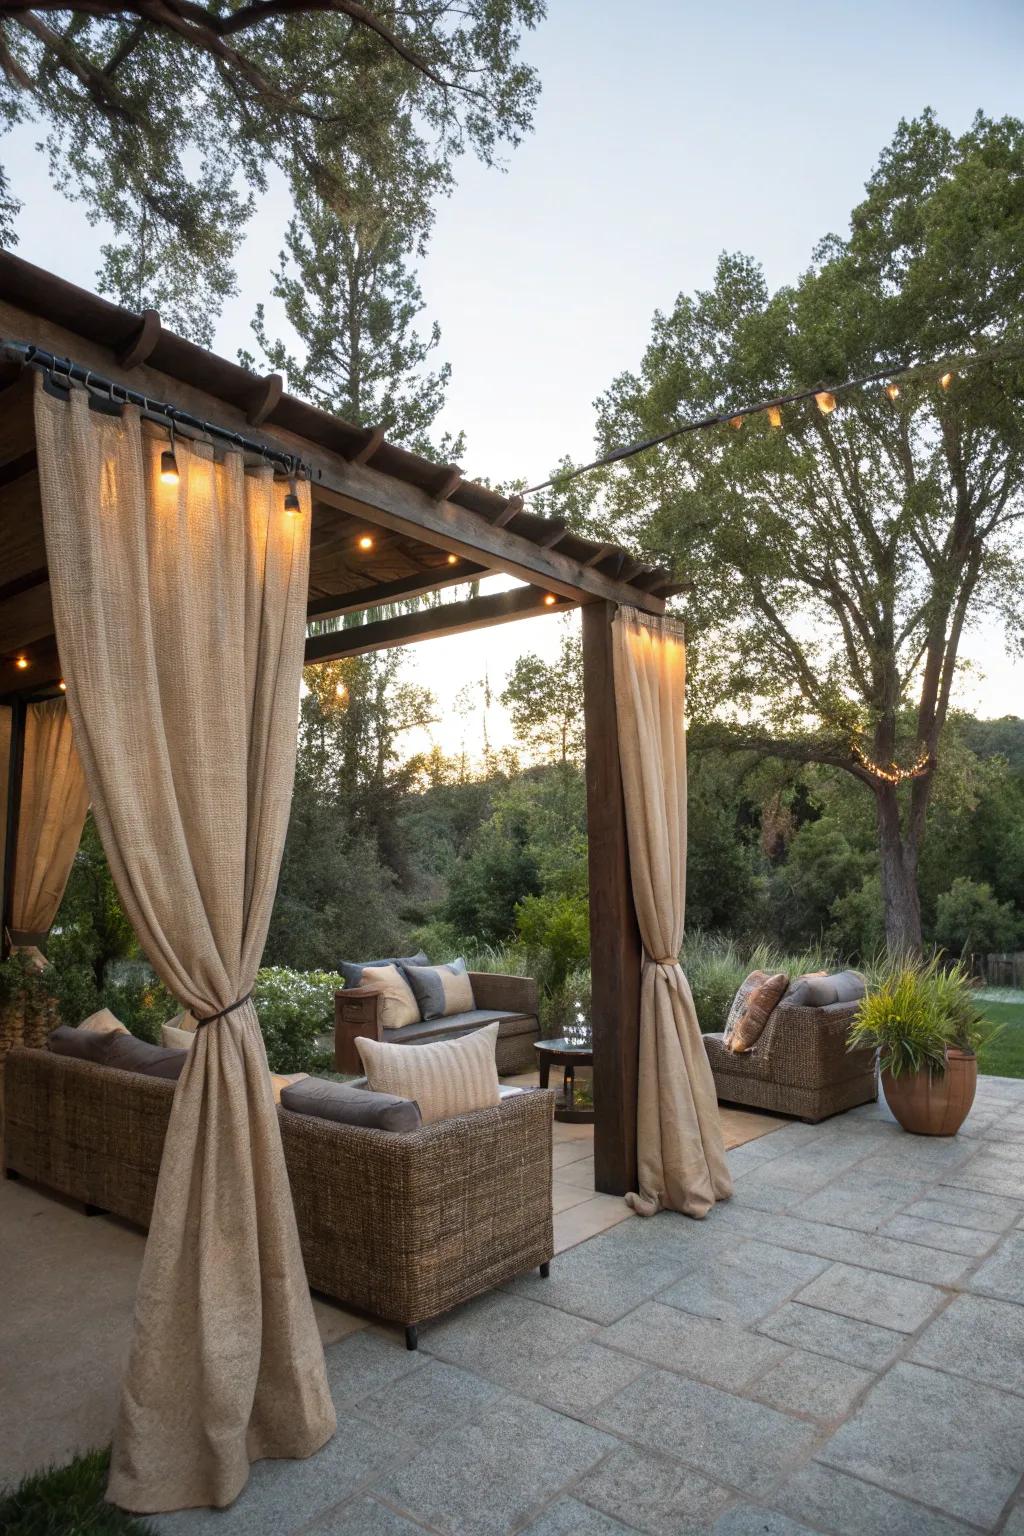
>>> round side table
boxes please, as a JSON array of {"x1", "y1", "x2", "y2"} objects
[{"x1": 534, "y1": 1037, "x2": 594, "y2": 1123}]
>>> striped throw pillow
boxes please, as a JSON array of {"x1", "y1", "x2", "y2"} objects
[
  {"x1": 356, "y1": 1022, "x2": 501, "y2": 1125},
  {"x1": 729, "y1": 972, "x2": 790, "y2": 1053}
]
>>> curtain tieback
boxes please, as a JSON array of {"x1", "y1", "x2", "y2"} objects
[
  {"x1": 195, "y1": 991, "x2": 253, "y2": 1028},
  {"x1": 648, "y1": 954, "x2": 676, "y2": 967}
]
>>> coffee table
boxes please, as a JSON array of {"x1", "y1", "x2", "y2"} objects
[{"x1": 534, "y1": 1037, "x2": 594, "y2": 1123}]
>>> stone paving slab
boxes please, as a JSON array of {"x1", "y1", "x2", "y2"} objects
[
  {"x1": 878, "y1": 1211, "x2": 999, "y2": 1256},
  {"x1": 657, "y1": 1240, "x2": 829, "y2": 1326},
  {"x1": 599, "y1": 1301, "x2": 789, "y2": 1392},
  {"x1": 910, "y1": 1291, "x2": 1024, "y2": 1394},
  {"x1": 771, "y1": 1461, "x2": 976, "y2": 1536},
  {"x1": 755, "y1": 1301, "x2": 907, "y2": 1371},
  {"x1": 964, "y1": 1230, "x2": 1024, "y2": 1303},
  {"x1": 818, "y1": 1360, "x2": 1024, "y2": 1528},
  {"x1": 747, "y1": 1347, "x2": 875, "y2": 1421},
  {"x1": 580, "y1": 1445, "x2": 731, "y2": 1535}
]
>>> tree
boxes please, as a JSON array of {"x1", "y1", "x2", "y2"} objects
[
  {"x1": 0, "y1": 0, "x2": 543, "y2": 336},
  {"x1": 934, "y1": 877, "x2": 1022, "y2": 958},
  {"x1": 243, "y1": 179, "x2": 463, "y2": 456},
  {"x1": 501, "y1": 622, "x2": 584, "y2": 766},
  {"x1": 567, "y1": 112, "x2": 1024, "y2": 953}
]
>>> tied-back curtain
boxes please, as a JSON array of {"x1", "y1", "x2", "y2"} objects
[
  {"x1": 611, "y1": 606, "x2": 732, "y2": 1219},
  {"x1": 34, "y1": 376, "x2": 335, "y2": 1513},
  {"x1": 10, "y1": 699, "x2": 89, "y2": 944}
]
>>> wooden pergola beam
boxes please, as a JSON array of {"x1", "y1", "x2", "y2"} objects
[
  {"x1": 304, "y1": 585, "x2": 571, "y2": 665},
  {"x1": 306, "y1": 559, "x2": 484, "y2": 621}
]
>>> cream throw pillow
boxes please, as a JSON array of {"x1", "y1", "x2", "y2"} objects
[
  {"x1": 360, "y1": 963, "x2": 420, "y2": 1031},
  {"x1": 161, "y1": 1010, "x2": 199, "y2": 1050},
  {"x1": 79, "y1": 1007, "x2": 129, "y2": 1035},
  {"x1": 356, "y1": 1021, "x2": 501, "y2": 1125}
]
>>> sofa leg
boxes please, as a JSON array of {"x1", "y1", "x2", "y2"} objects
[
  {"x1": 83, "y1": 1202, "x2": 105, "y2": 1218},
  {"x1": 4, "y1": 1167, "x2": 19, "y2": 1181},
  {"x1": 540, "y1": 1262, "x2": 550, "y2": 1278},
  {"x1": 404, "y1": 1325, "x2": 418, "y2": 1352}
]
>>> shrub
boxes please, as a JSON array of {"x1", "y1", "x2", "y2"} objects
[
  {"x1": 515, "y1": 891, "x2": 590, "y2": 993},
  {"x1": 540, "y1": 965, "x2": 592, "y2": 1040},
  {"x1": 934, "y1": 877, "x2": 1023, "y2": 957},
  {"x1": 253, "y1": 967, "x2": 345, "y2": 1073},
  {"x1": 680, "y1": 931, "x2": 851, "y2": 1034}
]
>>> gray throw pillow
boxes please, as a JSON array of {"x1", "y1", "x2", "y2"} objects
[
  {"x1": 102, "y1": 1033, "x2": 188, "y2": 1080},
  {"x1": 785, "y1": 969, "x2": 866, "y2": 1009},
  {"x1": 48, "y1": 1024, "x2": 119, "y2": 1064},
  {"x1": 280, "y1": 1077, "x2": 422, "y2": 1132},
  {"x1": 400, "y1": 957, "x2": 474, "y2": 1021},
  {"x1": 339, "y1": 952, "x2": 428, "y2": 989}
]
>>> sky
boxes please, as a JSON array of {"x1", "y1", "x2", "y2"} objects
[{"x1": 4, "y1": 0, "x2": 1023, "y2": 760}]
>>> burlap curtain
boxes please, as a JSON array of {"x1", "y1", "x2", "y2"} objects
[
  {"x1": 9, "y1": 699, "x2": 89, "y2": 944},
  {"x1": 611, "y1": 606, "x2": 732, "y2": 1219},
  {"x1": 34, "y1": 377, "x2": 335, "y2": 1513}
]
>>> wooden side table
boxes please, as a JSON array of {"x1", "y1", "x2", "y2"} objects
[{"x1": 534, "y1": 1037, "x2": 594, "y2": 1123}]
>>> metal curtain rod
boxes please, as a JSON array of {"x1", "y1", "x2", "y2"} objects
[
  {"x1": 1, "y1": 340, "x2": 312, "y2": 480},
  {"x1": 522, "y1": 341, "x2": 1024, "y2": 497}
]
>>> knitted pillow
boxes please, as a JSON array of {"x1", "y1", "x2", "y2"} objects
[
  {"x1": 359, "y1": 963, "x2": 421, "y2": 1031},
  {"x1": 356, "y1": 1021, "x2": 500, "y2": 1125},
  {"x1": 729, "y1": 972, "x2": 790, "y2": 1053},
  {"x1": 723, "y1": 971, "x2": 767, "y2": 1043}
]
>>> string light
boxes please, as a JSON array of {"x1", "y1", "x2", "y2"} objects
[
  {"x1": 159, "y1": 421, "x2": 180, "y2": 485},
  {"x1": 446, "y1": 553, "x2": 459, "y2": 565},
  {"x1": 284, "y1": 474, "x2": 301, "y2": 514},
  {"x1": 766, "y1": 405, "x2": 783, "y2": 429},
  {"x1": 357, "y1": 534, "x2": 374, "y2": 551},
  {"x1": 15, "y1": 655, "x2": 29, "y2": 670},
  {"x1": 885, "y1": 383, "x2": 900, "y2": 401},
  {"x1": 58, "y1": 679, "x2": 67, "y2": 691},
  {"x1": 940, "y1": 371, "x2": 954, "y2": 390},
  {"x1": 543, "y1": 593, "x2": 557, "y2": 606},
  {"x1": 335, "y1": 681, "x2": 348, "y2": 701},
  {"x1": 729, "y1": 415, "x2": 744, "y2": 430},
  {"x1": 815, "y1": 391, "x2": 837, "y2": 415},
  {"x1": 851, "y1": 741, "x2": 931, "y2": 785}
]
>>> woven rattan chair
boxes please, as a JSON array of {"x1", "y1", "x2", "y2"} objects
[
  {"x1": 703, "y1": 999, "x2": 877, "y2": 1122},
  {"x1": 3, "y1": 1047, "x2": 554, "y2": 1347}
]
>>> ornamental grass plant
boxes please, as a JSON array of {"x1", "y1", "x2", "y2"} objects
[{"x1": 847, "y1": 954, "x2": 998, "y2": 1078}]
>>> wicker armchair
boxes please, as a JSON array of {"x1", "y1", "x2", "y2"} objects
[
  {"x1": 334, "y1": 971, "x2": 540, "y2": 1076},
  {"x1": 703, "y1": 1000, "x2": 877, "y2": 1122},
  {"x1": 3, "y1": 1047, "x2": 554, "y2": 1346}
]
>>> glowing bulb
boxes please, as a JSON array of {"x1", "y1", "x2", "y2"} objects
[
  {"x1": 728, "y1": 415, "x2": 744, "y2": 430},
  {"x1": 885, "y1": 383, "x2": 900, "y2": 401},
  {"x1": 335, "y1": 681, "x2": 348, "y2": 700},
  {"x1": 59, "y1": 679, "x2": 67, "y2": 691},
  {"x1": 159, "y1": 449, "x2": 180, "y2": 485},
  {"x1": 815, "y1": 391, "x2": 837, "y2": 415},
  {"x1": 940, "y1": 371, "x2": 953, "y2": 390},
  {"x1": 284, "y1": 478, "x2": 301, "y2": 513},
  {"x1": 766, "y1": 405, "x2": 783, "y2": 429},
  {"x1": 15, "y1": 655, "x2": 29, "y2": 670},
  {"x1": 543, "y1": 593, "x2": 557, "y2": 607},
  {"x1": 446, "y1": 553, "x2": 459, "y2": 566},
  {"x1": 357, "y1": 534, "x2": 374, "y2": 551}
]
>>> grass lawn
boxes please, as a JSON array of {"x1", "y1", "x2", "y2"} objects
[
  {"x1": 0, "y1": 1449, "x2": 155, "y2": 1536},
  {"x1": 977, "y1": 999, "x2": 1024, "y2": 1079}
]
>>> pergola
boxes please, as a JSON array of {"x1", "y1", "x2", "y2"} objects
[{"x1": 0, "y1": 248, "x2": 681, "y2": 1198}]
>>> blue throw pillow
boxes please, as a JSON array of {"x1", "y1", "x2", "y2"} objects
[{"x1": 339, "y1": 952, "x2": 428, "y2": 989}]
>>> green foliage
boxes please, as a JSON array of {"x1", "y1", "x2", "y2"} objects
[
  {"x1": 847, "y1": 956, "x2": 997, "y2": 1077},
  {"x1": 0, "y1": 1, "x2": 544, "y2": 337},
  {"x1": 934, "y1": 878, "x2": 1024, "y2": 958},
  {"x1": 253, "y1": 968, "x2": 343, "y2": 1074},
  {"x1": 561, "y1": 110, "x2": 1024, "y2": 952},
  {"x1": 975, "y1": 999, "x2": 1024, "y2": 1079},
  {"x1": 681, "y1": 931, "x2": 846, "y2": 1034},
  {"x1": 442, "y1": 798, "x2": 542, "y2": 943},
  {"x1": 500, "y1": 624, "x2": 584, "y2": 766},
  {"x1": 540, "y1": 964, "x2": 592, "y2": 1041},
  {"x1": 0, "y1": 1445, "x2": 156, "y2": 1535},
  {"x1": 515, "y1": 892, "x2": 590, "y2": 992}
]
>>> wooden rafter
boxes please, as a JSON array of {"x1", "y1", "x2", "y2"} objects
[
  {"x1": 304, "y1": 585, "x2": 572, "y2": 664},
  {"x1": 306, "y1": 559, "x2": 484, "y2": 621}
]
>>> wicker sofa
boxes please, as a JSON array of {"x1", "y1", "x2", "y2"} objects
[
  {"x1": 335, "y1": 971, "x2": 540, "y2": 1076},
  {"x1": 3, "y1": 1046, "x2": 554, "y2": 1347},
  {"x1": 703, "y1": 999, "x2": 877, "y2": 1122}
]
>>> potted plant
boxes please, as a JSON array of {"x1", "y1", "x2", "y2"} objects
[{"x1": 847, "y1": 956, "x2": 996, "y2": 1136}]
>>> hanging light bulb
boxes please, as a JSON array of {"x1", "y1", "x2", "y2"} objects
[
  {"x1": 15, "y1": 655, "x2": 29, "y2": 670},
  {"x1": 357, "y1": 534, "x2": 374, "y2": 551},
  {"x1": 728, "y1": 415, "x2": 744, "y2": 430},
  {"x1": 58, "y1": 679, "x2": 67, "y2": 691},
  {"x1": 766, "y1": 405, "x2": 783, "y2": 429},
  {"x1": 885, "y1": 383, "x2": 900, "y2": 401},
  {"x1": 446, "y1": 553, "x2": 459, "y2": 566},
  {"x1": 284, "y1": 474, "x2": 301, "y2": 514},
  {"x1": 160, "y1": 421, "x2": 180, "y2": 485},
  {"x1": 940, "y1": 371, "x2": 954, "y2": 390},
  {"x1": 814, "y1": 391, "x2": 837, "y2": 415},
  {"x1": 335, "y1": 681, "x2": 348, "y2": 701},
  {"x1": 543, "y1": 593, "x2": 557, "y2": 607}
]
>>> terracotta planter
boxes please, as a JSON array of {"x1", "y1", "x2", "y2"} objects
[{"x1": 881, "y1": 1049, "x2": 978, "y2": 1136}]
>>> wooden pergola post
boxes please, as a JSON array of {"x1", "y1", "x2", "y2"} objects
[
  {"x1": 582, "y1": 600, "x2": 642, "y2": 1196},
  {"x1": 1, "y1": 694, "x2": 27, "y2": 958}
]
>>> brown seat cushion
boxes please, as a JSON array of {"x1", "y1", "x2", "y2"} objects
[{"x1": 280, "y1": 1077, "x2": 422, "y2": 1132}]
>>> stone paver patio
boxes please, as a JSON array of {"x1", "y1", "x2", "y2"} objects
[{"x1": 142, "y1": 1074, "x2": 1024, "y2": 1536}]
